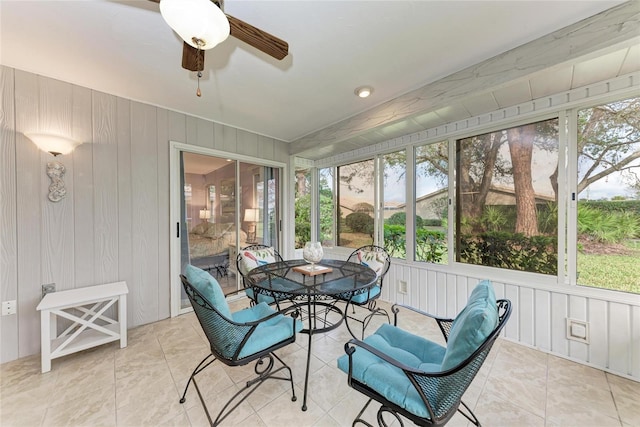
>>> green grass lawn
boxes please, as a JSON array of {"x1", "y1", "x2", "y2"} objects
[{"x1": 578, "y1": 249, "x2": 640, "y2": 294}]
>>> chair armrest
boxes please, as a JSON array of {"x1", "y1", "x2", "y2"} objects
[
  {"x1": 344, "y1": 338, "x2": 444, "y2": 377},
  {"x1": 391, "y1": 303, "x2": 455, "y2": 340}
]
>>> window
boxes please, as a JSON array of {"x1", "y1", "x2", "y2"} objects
[
  {"x1": 338, "y1": 160, "x2": 374, "y2": 249},
  {"x1": 576, "y1": 97, "x2": 640, "y2": 294},
  {"x1": 415, "y1": 141, "x2": 448, "y2": 264},
  {"x1": 456, "y1": 119, "x2": 559, "y2": 275},
  {"x1": 319, "y1": 168, "x2": 335, "y2": 247},
  {"x1": 294, "y1": 167, "x2": 311, "y2": 249},
  {"x1": 383, "y1": 151, "x2": 407, "y2": 259}
]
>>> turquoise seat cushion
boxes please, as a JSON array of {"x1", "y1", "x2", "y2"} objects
[
  {"x1": 441, "y1": 280, "x2": 498, "y2": 371},
  {"x1": 349, "y1": 285, "x2": 381, "y2": 304},
  {"x1": 337, "y1": 323, "x2": 446, "y2": 418},
  {"x1": 185, "y1": 264, "x2": 232, "y2": 319},
  {"x1": 232, "y1": 302, "x2": 303, "y2": 359},
  {"x1": 245, "y1": 288, "x2": 277, "y2": 305},
  {"x1": 244, "y1": 277, "x2": 295, "y2": 304}
]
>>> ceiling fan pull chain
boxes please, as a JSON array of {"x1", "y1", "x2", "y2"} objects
[{"x1": 195, "y1": 38, "x2": 204, "y2": 97}]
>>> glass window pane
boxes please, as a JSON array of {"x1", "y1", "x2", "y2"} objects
[
  {"x1": 294, "y1": 167, "x2": 311, "y2": 249},
  {"x1": 415, "y1": 141, "x2": 448, "y2": 264},
  {"x1": 456, "y1": 118, "x2": 559, "y2": 275},
  {"x1": 338, "y1": 160, "x2": 374, "y2": 249},
  {"x1": 577, "y1": 97, "x2": 640, "y2": 294},
  {"x1": 383, "y1": 150, "x2": 407, "y2": 259},
  {"x1": 319, "y1": 168, "x2": 335, "y2": 247}
]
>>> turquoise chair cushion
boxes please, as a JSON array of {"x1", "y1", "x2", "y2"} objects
[
  {"x1": 185, "y1": 264, "x2": 232, "y2": 319},
  {"x1": 232, "y1": 302, "x2": 303, "y2": 358},
  {"x1": 349, "y1": 285, "x2": 381, "y2": 304},
  {"x1": 244, "y1": 288, "x2": 277, "y2": 305},
  {"x1": 337, "y1": 323, "x2": 446, "y2": 418},
  {"x1": 440, "y1": 280, "x2": 498, "y2": 371}
]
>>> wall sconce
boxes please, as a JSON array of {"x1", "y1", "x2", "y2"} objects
[
  {"x1": 25, "y1": 133, "x2": 82, "y2": 202},
  {"x1": 199, "y1": 209, "x2": 211, "y2": 221},
  {"x1": 244, "y1": 208, "x2": 259, "y2": 243}
]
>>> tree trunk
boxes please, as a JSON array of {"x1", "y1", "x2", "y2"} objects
[
  {"x1": 508, "y1": 125, "x2": 539, "y2": 236},
  {"x1": 458, "y1": 133, "x2": 501, "y2": 222}
]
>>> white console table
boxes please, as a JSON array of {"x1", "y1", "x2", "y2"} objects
[{"x1": 36, "y1": 281, "x2": 128, "y2": 373}]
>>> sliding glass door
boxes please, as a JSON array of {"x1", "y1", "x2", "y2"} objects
[{"x1": 171, "y1": 145, "x2": 283, "y2": 315}]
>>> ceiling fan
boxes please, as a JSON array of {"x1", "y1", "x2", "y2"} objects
[{"x1": 149, "y1": 0, "x2": 289, "y2": 72}]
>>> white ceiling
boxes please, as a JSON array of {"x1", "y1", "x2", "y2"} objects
[{"x1": 1, "y1": 0, "x2": 637, "y2": 159}]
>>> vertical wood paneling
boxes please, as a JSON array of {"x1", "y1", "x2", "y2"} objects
[
  {"x1": 156, "y1": 108, "x2": 170, "y2": 319},
  {"x1": 534, "y1": 289, "x2": 551, "y2": 351},
  {"x1": 258, "y1": 135, "x2": 274, "y2": 161},
  {"x1": 444, "y1": 274, "x2": 456, "y2": 317},
  {"x1": 568, "y1": 295, "x2": 588, "y2": 361},
  {"x1": 92, "y1": 92, "x2": 119, "y2": 285},
  {"x1": 237, "y1": 129, "x2": 258, "y2": 157},
  {"x1": 213, "y1": 122, "x2": 224, "y2": 150},
  {"x1": 168, "y1": 111, "x2": 186, "y2": 142},
  {"x1": 631, "y1": 305, "x2": 640, "y2": 378},
  {"x1": 519, "y1": 287, "x2": 535, "y2": 346},
  {"x1": 588, "y1": 298, "x2": 608, "y2": 367},
  {"x1": 14, "y1": 70, "x2": 43, "y2": 357},
  {"x1": 196, "y1": 117, "x2": 214, "y2": 149},
  {"x1": 0, "y1": 66, "x2": 18, "y2": 362},
  {"x1": 130, "y1": 102, "x2": 159, "y2": 325},
  {"x1": 222, "y1": 125, "x2": 237, "y2": 152},
  {"x1": 117, "y1": 97, "x2": 133, "y2": 326},
  {"x1": 550, "y1": 293, "x2": 569, "y2": 356},
  {"x1": 39, "y1": 78, "x2": 75, "y2": 292},
  {"x1": 71, "y1": 85, "x2": 94, "y2": 288},
  {"x1": 608, "y1": 302, "x2": 630, "y2": 374},
  {"x1": 505, "y1": 284, "x2": 520, "y2": 340},
  {"x1": 185, "y1": 116, "x2": 198, "y2": 146}
]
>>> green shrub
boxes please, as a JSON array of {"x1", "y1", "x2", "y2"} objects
[
  {"x1": 578, "y1": 204, "x2": 640, "y2": 242},
  {"x1": 386, "y1": 212, "x2": 426, "y2": 228},
  {"x1": 422, "y1": 218, "x2": 441, "y2": 227},
  {"x1": 345, "y1": 212, "x2": 374, "y2": 235},
  {"x1": 459, "y1": 231, "x2": 557, "y2": 275},
  {"x1": 383, "y1": 225, "x2": 446, "y2": 263}
]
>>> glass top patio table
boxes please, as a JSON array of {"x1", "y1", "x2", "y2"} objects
[
  {"x1": 245, "y1": 258, "x2": 377, "y2": 301},
  {"x1": 246, "y1": 258, "x2": 377, "y2": 411}
]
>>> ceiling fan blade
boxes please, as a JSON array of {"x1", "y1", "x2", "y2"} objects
[
  {"x1": 227, "y1": 14, "x2": 288, "y2": 60},
  {"x1": 182, "y1": 42, "x2": 205, "y2": 71}
]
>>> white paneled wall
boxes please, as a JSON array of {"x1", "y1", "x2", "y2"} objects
[
  {"x1": 379, "y1": 261, "x2": 640, "y2": 381},
  {"x1": 322, "y1": 246, "x2": 639, "y2": 381},
  {"x1": 0, "y1": 66, "x2": 289, "y2": 363}
]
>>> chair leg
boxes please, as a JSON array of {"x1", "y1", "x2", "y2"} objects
[
  {"x1": 352, "y1": 398, "x2": 377, "y2": 427},
  {"x1": 181, "y1": 352, "x2": 296, "y2": 426},
  {"x1": 457, "y1": 400, "x2": 481, "y2": 426},
  {"x1": 179, "y1": 353, "x2": 216, "y2": 404}
]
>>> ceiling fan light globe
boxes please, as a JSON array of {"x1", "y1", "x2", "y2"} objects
[{"x1": 160, "y1": 0, "x2": 230, "y2": 50}]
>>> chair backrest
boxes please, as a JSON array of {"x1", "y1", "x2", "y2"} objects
[
  {"x1": 180, "y1": 274, "x2": 256, "y2": 361},
  {"x1": 414, "y1": 298, "x2": 511, "y2": 422},
  {"x1": 236, "y1": 244, "x2": 284, "y2": 277},
  {"x1": 347, "y1": 245, "x2": 391, "y2": 287}
]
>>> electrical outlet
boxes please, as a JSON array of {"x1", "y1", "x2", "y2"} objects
[
  {"x1": 398, "y1": 280, "x2": 408, "y2": 294},
  {"x1": 42, "y1": 283, "x2": 56, "y2": 298},
  {"x1": 566, "y1": 318, "x2": 589, "y2": 344},
  {"x1": 2, "y1": 300, "x2": 16, "y2": 316}
]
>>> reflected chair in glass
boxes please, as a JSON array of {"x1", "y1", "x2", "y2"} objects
[
  {"x1": 338, "y1": 280, "x2": 511, "y2": 426},
  {"x1": 236, "y1": 244, "x2": 290, "y2": 309},
  {"x1": 179, "y1": 266, "x2": 302, "y2": 426},
  {"x1": 338, "y1": 245, "x2": 391, "y2": 339}
]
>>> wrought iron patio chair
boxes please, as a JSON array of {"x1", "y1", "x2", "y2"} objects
[
  {"x1": 337, "y1": 245, "x2": 391, "y2": 339},
  {"x1": 236, "y1": 244, "x2": 291, "y2": 309},
  {"x1": 338, "y1": 280, "x2": 511, "y2": 426},
  {"x1": 179, "y1": 265, "x2": 302, "y2": 426}
]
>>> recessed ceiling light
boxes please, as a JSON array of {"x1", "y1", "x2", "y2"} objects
[{"x1": 354, "y1": 86, "x2": 373, "y2": 98}]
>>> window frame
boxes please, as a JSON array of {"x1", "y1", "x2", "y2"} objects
[{"x1": 305, "y1": 88, "x2": 638, "y2": 295}]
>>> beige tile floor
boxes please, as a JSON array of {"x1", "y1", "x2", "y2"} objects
[{"x1": 1, "y1": 297, "x2": 639, "y2": 427}]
